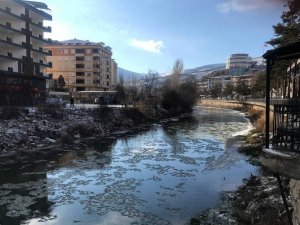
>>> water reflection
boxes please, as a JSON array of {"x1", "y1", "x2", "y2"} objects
[{"x1": 0, "y1": 107, "x2": 258, "y2": 225}]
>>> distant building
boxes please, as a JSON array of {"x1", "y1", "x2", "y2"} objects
[
  {"x1": 0, "y1": 0, "x2": 52, "y2": 103},
  {"x1": 226, "y1": 53, "x2": 254, "y2": 69},
  {"x1": 253, "y1": 57, "x2": 266, "y2": 66},
  {"x1": 231, "y1": 74, "x2": 258, "y2": 86},
  {"x1": 44, "y1": 39, "x2": 117, "y2": 92}
]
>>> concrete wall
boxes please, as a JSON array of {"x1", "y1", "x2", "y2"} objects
[
  {"x1": 198, "y1": 99, "x2": 267, "y2": 111},
  {"x1": 290, "y1": 179, "x2": 300, "y2": 225}
]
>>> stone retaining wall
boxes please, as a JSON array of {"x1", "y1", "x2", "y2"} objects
[{"x1": 290, "y1": 179, "x2": 300, "y2": 225}]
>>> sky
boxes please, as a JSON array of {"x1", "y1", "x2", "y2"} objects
[{"x1": 42, "y1": 0, "x2": 285, "y2": 74}]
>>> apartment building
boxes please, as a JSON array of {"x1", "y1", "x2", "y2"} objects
[
  {"x1": 226, "y1": 53, "x2": 254, "y2": 69},
  {"x1": 0, "y1": 0, "x2": 52, "y2": 94},
  {"x1": 44, "y1": 39, "x2": 117, "y2": 92}
]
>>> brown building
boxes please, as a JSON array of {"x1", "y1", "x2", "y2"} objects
[{"x1": 44, "y1": 39, "x2": 117, "y2": 92}]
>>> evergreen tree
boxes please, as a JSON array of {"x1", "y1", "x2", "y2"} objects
[{"x1": 268, "y1": 0, "x2": 300, "y2": 47}]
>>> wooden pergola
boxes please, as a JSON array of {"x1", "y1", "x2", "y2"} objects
[
  {"x1": 263, "y1": 41, "x2": 300, "y2": 152},
  {"x1": 263, "y1": 40, "x2": 300, "y2": 225}
]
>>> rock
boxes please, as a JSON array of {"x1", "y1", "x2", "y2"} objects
[
  {"x1": 45, "y1": 138, "x2": 56, "y2": 144},
  {"x1": 74, "y1": 134, "x2": 81, "y2": 139}
]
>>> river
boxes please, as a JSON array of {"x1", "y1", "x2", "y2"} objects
[{"x1": 0, "y1": 107, "x2": 258, "y2": 225}]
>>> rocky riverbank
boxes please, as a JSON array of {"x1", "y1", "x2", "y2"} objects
[
  {"x1": 189, "y1": 174, "x2": 291, "y2": 225},
  {"x1": 0, "y1": 105, "x2": 159, "y2": 162}
]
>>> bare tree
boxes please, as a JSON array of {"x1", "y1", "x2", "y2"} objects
[
  {"x1": 143, "y1": 70, "x2": 159, "y2": 98},
  {"x1": 170, "y1": 58, "x2": 184, "y2": 89}
]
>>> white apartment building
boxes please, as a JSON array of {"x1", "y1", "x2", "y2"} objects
[
  {"x1": 44, "y1": 39, "x2": 117, "y2": 92},
  {"x1": 226, "y1": 53, "x2": 254, "y2": 69},
  {"x1": 0, "y1": 0, "x2": 52, "y2": 93}
]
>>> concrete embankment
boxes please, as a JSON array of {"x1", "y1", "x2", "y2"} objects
[{"x1": 198, "y1": 99, "x2": 267, "y2": 111}]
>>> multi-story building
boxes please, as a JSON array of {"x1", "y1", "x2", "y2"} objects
[
  {"x1": 44, "y1": 39, "x2": 117, "y2": 92},
  {"x1": 0, "y1": 0, "x2": 52, "y2": 97},
  {"x1": 226, "y1": 53, "x2": 254, "y2": 69}
]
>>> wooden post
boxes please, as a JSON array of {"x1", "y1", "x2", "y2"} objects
[{"x1": 265, "y1": 59, "x2": 271, "y2": 148}]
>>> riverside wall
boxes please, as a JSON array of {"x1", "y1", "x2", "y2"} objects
[
  {"x1": 290, "y1": 179, "x2": 300, "y2": 225},
  {"x1": 197, "y1": 99, "x2": 268, "y2": 112}
]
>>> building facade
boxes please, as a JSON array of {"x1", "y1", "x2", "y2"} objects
[
  {"x1": 226, "y1": 53, "x2": 254, "y2": 69},
  {"x1": 44, "y1": 39, "x2": 117, "y2": 92},
  {"x1": 0, "y1": 0, "x2": 52, "y2": 99}
]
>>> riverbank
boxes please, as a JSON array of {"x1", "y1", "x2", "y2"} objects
[
  {"x1": 189, "y1": 100, "x2": 291, "y2": 225},
  {"x1": 0, "y1": 105, "x2": 165, "y2": 163}
]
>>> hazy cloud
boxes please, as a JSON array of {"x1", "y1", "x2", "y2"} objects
[
  {"x1": 217, "y1": 0, "x2": 285, "y2": 13},
  {"x1": 129, "y1": 39, "x2": 164, "y2": 53}
]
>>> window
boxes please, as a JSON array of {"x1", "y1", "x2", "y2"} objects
[
  {"x1": 76, "y1": 72, "x2": 84, "y2": 76},
  {"x1": 76, "y1": 79, "x2": 84, "y2": 84},
  {"x1": 75, "y1": 49, "x2": 84, "y2": 54},
  {"x1": 93, "y1": 49, "x2": 99, "y2": 53},
  {"x1": 64, "y1": 49, "x2": 68, "y2": 54},
  {"x1": 71, "y1": 49, "x2": 75, "y2": 54},
  {"x1": 86, "y1": 49, "x2": 92, "y2": 54},
  {"x1": 76, "y1": 56, "x2": 84, "y2": 61},
  {"x1": 57, "y1": 49, "x2": 63, "y2": 54},
  {"x1": 76, "y1": 64, "x2": 84, "y2": 68}
]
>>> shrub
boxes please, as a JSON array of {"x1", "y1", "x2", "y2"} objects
[
  {"x1": 93, "y1": 106, "x2": 114, "y2": 123},
  {"x1": 161, "y1": 78, "x2": 198, "y2": 115}
]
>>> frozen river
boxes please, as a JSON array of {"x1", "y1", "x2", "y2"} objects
[{"x1": 0, "y1": 107, "x2": 258, "y2": 225}]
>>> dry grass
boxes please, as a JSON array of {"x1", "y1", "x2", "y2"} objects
[{"x1": 254, "y1": 110, "x2": 273, "y2": 133}]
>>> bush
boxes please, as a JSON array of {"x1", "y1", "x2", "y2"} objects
[
  {"x1": 93, "y1": 106, "x2": 114, "y2": 123},
  {"x1": 161, "y1": 78, "x2": 198, "y2": 115}
]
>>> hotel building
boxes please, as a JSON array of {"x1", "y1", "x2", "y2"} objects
[
  {"x1": 226, "y1": 53, "x2": 254, "y2": 69},
  {"x1": 44, "y1": 39, "x2": 117, "y2": 92},
  {"x1": 0, "y1": 0, "x2": 52, "y2": 94}
]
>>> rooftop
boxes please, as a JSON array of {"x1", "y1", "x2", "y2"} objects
[
  {"x1": 24, "y1": 1, "x2": 50, "y2": 10},
  {"x1": 47, "y1": 39, "x2": 112, "y2": 52}
]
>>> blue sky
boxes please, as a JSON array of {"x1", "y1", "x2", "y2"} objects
[{"x1": 43, "y1": 0, "x2": 285, "y2": 74}]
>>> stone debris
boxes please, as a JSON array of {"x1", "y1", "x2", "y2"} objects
[{"x1": 0, "y1": 106, "x2": 152, "y2": 157}]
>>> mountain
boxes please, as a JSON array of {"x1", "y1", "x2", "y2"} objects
[
  {"x1": 184, "y1": 63, "x2": 226, "y2": 76},
  {"x1": 117, "y1": 67, "x2": 144, "y2": 82},
  {"x1": 117, "y1": 63, "x2": 226, "y2": 83}
]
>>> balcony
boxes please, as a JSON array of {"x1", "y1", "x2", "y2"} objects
[
  {"x1": 30, "y1": 21, "x2": 51, "y2": 32},
  {"x1": 31, "y1": 34, "x2": 52, "y2": 44},
  {"x1": 0, "y1": 6, "x2": 22, "y2": 20},
  {"x1": 31, "y1": 47, "x2": 51, "y2": 55}
]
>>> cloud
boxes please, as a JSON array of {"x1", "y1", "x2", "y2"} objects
[
  {"x1": 129, "y1": 39, "x2": 164, "y2": 53},
  {"x1": 44, "y1": 21, "x2": 75, "y2": 41},
  {"x1": 217, "y1": 0, "x2": 285, "y2": 13}
]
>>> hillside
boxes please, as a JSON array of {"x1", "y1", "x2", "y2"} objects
[{"x1": 117, "y1": 67, "x2": 144, "y2": 82}]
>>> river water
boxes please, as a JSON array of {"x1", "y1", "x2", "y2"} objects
[{"x1": 0, "y1": 107, "x2": 258, "y2": 225}]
